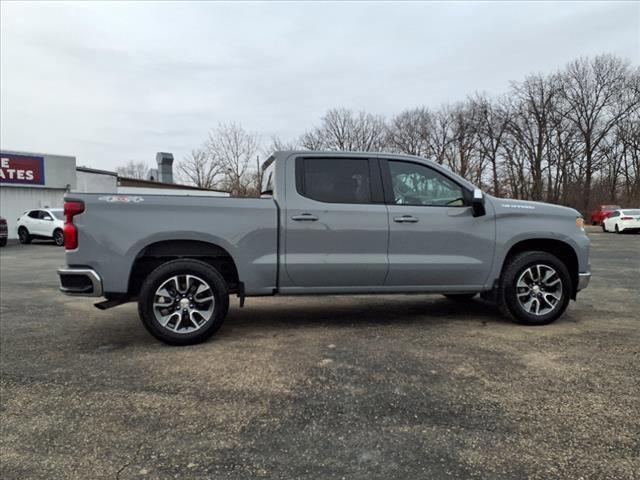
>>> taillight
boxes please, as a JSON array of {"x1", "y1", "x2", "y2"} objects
[
  {"x1": 63, "y1": 200, "x2": 85, "y2": 250},
  {"x1": 621, "y1": 216, "x2": 632, "y2": 220}
]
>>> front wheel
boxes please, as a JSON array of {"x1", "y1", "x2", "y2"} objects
[
  {"x1": 498, "y1": 251, "x2": 571, "y2": 326},
  {"x1": 615, "y1": 224, "x2": 621, "y2": 234},
  {"x1": 0, "y1": 237, "x2": 6, "y2": 247},
  {"x1": 138, "y1": 259, "x2": 229, "y2": 346},
  {"x1": 602, "y1": 223, "x2": 607, "y2": 232},
  {"x1": 53, "y1": 229, "x2": 64, "y2": 246},
  {"x1": 18, "y1": 227, "x2": 32, "y2": 244}
]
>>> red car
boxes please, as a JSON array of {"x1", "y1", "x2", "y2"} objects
[{"x1": 590, "y1": 205, "x2": 621, "y2": 225}]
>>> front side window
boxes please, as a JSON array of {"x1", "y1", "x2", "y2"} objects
[
  {"x1": 299, "y1": 158, "x2": 372, "y2": 204},
  {"x1": 388, "y1": 161, "x2": 464, "y2": 206},
  {"x1": 27, "y1": 210, "x2": 40, "y2": 219}
]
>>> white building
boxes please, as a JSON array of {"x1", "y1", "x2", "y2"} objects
[
  {"x1": 0, "y1": 150, "x2": 227, "y2": 239},
  {"x1": 0, "y1": 150, "x2": 76, "y2": 239}
]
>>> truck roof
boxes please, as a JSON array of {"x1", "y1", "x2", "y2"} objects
[{"x1": 265, "y1": 150, "x2": 478, "y2": 191}]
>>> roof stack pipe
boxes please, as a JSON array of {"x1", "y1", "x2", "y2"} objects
[{"x1": 156, "y1": 152, "x2": 174, "y2": 184}]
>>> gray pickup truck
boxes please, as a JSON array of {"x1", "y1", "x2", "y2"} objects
[{"x1": 58, "y1": 151, "x2": 591, "y2": 345}]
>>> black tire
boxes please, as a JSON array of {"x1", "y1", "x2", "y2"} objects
[
  {"x1": 138, "y1": 259, "x2": 229, "y2": 346},
  {"x1": 53, "y1": 229, "x2": 64, "y2": 246},
  {"x1": 443, "y1": 293, "x2": 477, "y2": 301},
  {"x1": 18, "y1": 227, "x2": 32, "y2": 244},
  {"x1": 498, "y1": 251, "x2": 571, "y2": 326},
  {"x1": 601, "y1": 223, "x2": 607, "y2": 232},
  {"x1": 615, "y1": 224, "x2": 620, "y2": 234},
  {"x1": 0, "y1": 237, "x2": 6, "y2": 247}
]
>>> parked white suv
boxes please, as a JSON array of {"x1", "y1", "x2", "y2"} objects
[{"x1": 16, "y1": 208, "x2": 65, "y2": 246}]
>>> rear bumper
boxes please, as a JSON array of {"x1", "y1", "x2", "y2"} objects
[
  {"x1": 57, "y1": 267, "x2": 103, "y2": 297},
  {"x1": 577, "y1": 272, "x2": 591, "y2": 291}
]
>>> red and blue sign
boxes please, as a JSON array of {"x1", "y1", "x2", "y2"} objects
[{"x1": 0, "y1": 152, "x2": 45, "y2": 185}]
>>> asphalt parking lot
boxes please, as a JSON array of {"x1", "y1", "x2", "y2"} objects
[{"x1": 1, "y1": 226, "x2": 638, "y2": 480}]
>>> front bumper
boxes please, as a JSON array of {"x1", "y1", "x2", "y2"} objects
[
  {"x1": 57, "y1": 267, "x2": 103, "y2": 297},
  {"x1": 577, "y1": 272, "x2": 591, "y2": 291}
]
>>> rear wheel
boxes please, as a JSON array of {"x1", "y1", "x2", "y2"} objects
[
  {"x1": 18, "y1": 227, "x2": 32, "y2": 244},
  {"x1": 138, "y1": 259, "x2": 229, "y2": 346},
  {"x1": 53, "y1": 229, "x2": 64, "y2": 246},
  {"x1": 0, "y1": 238, "x2": 6, "y2": 247},
  {"x1": 498, "y1": 251, "x2": 571, "y2": 326},
  {"x1": 443, "y1": 293, "x2": 477, "y2": 301}
]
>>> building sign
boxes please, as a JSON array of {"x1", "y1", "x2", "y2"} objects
[{"x1": 0, "y1": 152, "x2": 45, "y2": 185}]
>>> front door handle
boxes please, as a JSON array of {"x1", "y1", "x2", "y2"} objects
[
  {"x1": 394, "y1": 215, "x2": 419, "y2": 223},
  {"x1": 291, "y1": 213, "x2": 318, "y2": 221}
]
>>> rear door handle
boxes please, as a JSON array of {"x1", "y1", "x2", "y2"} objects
[
  {"x1": 291, "y1": 213, "x2": 318, "y2": 221},
  {"x1": 394, "y1": 215, "x2": 419, "y2": 223}
]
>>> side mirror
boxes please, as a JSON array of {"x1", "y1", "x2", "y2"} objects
[{"x1": 471, "y1": 188, "x2": 486, "y2": 217}]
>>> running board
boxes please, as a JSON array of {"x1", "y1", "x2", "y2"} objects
[{"x1": 94, "y1": 297, "x2": 131, "y2": 310}]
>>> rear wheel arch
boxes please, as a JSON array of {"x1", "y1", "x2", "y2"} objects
[
  {"x1": 128, "y1": 240, "x2": 240, "y2": 296},
  {"x1": 500, "y1": 238, "x2": 579, "y2": 299}
]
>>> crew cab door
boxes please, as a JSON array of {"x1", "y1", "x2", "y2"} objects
[
  {"x1": 283, "y1": 156, "x2": 389, "y2": 288},
  {"x1": 381, "y1": 159, "x2": 495, "y2": 289}
]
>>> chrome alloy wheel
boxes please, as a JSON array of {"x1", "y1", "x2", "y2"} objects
[
  {"x1": 153, "y1": 274, "x2": 215, "y2": 334},
  {"x1": 516, "y1": 264, "x2": 563, "y2": 316}
]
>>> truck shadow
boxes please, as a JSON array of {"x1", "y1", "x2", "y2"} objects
[{"x1": 221, "y1": 296, "x2": 508, "y2": 334}]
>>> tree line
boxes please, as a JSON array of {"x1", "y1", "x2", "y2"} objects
[{"x1": 123, "y1": 54, "x2": 640, "y2": 214}]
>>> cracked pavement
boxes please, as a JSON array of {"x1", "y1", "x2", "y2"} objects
[{"x1": 1, "y1": 226, "x2": 639, "y2": 479}]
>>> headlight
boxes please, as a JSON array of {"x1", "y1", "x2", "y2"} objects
[{"x1": 576, "y1": 217, "x2": 584, "y2": 231}]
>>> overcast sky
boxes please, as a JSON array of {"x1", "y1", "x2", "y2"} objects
[{"x1": 1, "y1": 1, "x2": 638, "y2": 171}]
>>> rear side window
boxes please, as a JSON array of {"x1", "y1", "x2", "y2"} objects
[{"x1": 297, "y1": 158, "x2": 372, "y2": 204}]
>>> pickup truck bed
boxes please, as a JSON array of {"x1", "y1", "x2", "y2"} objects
[{"x1": 65, "y1": 195, "x2": 278, "y2": 296}]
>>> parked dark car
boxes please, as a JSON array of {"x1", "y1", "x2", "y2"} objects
[
  {"x1": 0, "y1": 217, "x2": 8, "y2": 247},
  {"x1": 590, "y1": 204, "x2": 621, "y2": 225}
]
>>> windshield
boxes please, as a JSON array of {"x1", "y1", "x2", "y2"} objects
[{"x1": 50, "y1": 209, "x2": 64, "y2": 220}]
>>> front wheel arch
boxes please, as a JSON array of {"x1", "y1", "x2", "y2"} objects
[{"x1": 499, "y1": 239, "x2": 579, "y2": 299}]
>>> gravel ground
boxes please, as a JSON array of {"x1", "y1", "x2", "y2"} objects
[{"x1": 1, "y1": 226, "x2": 638, "y2": 479}]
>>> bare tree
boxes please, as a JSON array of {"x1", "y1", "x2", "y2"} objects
[
  {"x1": 176, "y1": 148, "x2": 223, "y2": 189},
  {"x1": 301, "y1": 108, "x2": 387, "y2": 151},
  {"x1": 560, "y1": 55, "x2": 640, "y2": 210},
  {"x1": 386, "y1": 107, "x2": 431, "y2": 156},
  {"x1": 115, "y1": 160, "x2": 149, "y2": 179},
  {"x1": 469, "y1": 94, "x2": 510, "y2": 196},
  {"x1": 504, "y1": 74, "x2": 560, "y2": 200},
  {"x1": 206, "y1": 122, "x2": 259, "y2": 196}
]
